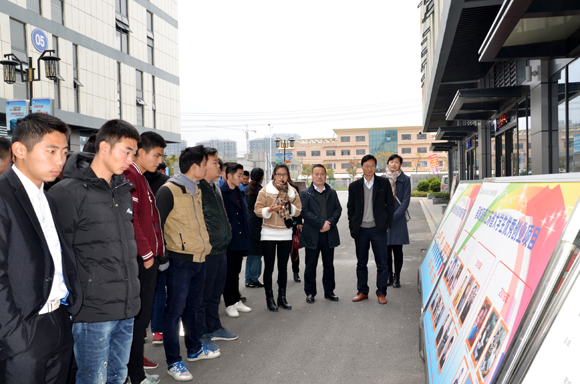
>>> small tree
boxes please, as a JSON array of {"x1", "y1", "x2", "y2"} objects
[
  {"x1": 375, "y1": 150, "x2": 394, "y2": 173},
  {"x1": 165, "y1": 154, "x2": 179, "y2": 176},
  {"x1": 302, "y1": 164, "x2": 313, "y2": 184},
  {"x1": 430, "y1": 180, "x2": 441, "y2": 192},
  {"x1": 417, "y1": 180, "x2": 430, "y2": 192},
  {"x1": 326, "y1": 166, "x2": 335, "y2": 182},
  {"x1": 347, "y1": 160, "x2": 358, "y2": 180}
]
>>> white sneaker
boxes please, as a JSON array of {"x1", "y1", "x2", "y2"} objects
[
  {"x1": 225, "y1": 305, "x2": 240, "y2": 318},
  {"x1": 167, "y1": 361, "x2": 193, "y2": 381},
  {"x1": 234, "y1": 300, "x2": 252, "y2": 313}
]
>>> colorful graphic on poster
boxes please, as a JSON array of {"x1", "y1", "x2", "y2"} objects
[
  {"x1": 423, "y1": 180, "x2": 580, "y2": 384},
  {"x1": 6, "y1": 100, "x2": 28, "y2": 136},
  {"x1": 275, "y1": 153, "x2": 284, "y2": 164},
  {"x1": 30, "y1": 98, "x2": 54, "y2": 115},
  {"x1": 420, "y1": 182, "x2": 482, "y2": 308},
  {"x1": 429, "y1": 154, "x2": 440, "y2": 173}
]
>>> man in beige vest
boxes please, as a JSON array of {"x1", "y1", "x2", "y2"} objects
[{"x1": 155, "y1": 145, "x2": 217, "y2": 381}]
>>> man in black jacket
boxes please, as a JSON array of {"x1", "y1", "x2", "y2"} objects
[
  {"x1": 0, "y1": 114, "x2": 82, "y2": 384},
  {"x1": 299, "y1": 164, "x2": 342, "y2": 304},
  {"x1": 198, "y1": 148, "x2": 238, "y2": 351},
  {"x1": 49, "y1": 120, "x2": 142, "y2": 384},
  {"x1": 347, "y1": 154, "x2": 395, "y2": 305}
]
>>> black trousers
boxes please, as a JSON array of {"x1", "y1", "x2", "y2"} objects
[
  {"x1": 304, "y1": 233, "x2": 335, "y2": 296},
  {"x1": 262, "y1": 240, "x2": 292, "y2": 292},
  {"x1": 354, "y1": 227, "x2": 389, "y2": 296},
  {"x1": 223, "y1": 250, "x2": 244, "y2": 307},
  {"x1": 387, "y1": 245, "x2": 404, "y2": 276},
  {"x1": 128, "y1": 257, "x2": 159, "y2": 384},
  {"x1": 291, "y1": 248, "x2": 300, "y2": 274},
  {"x1": 0, "y1": 306, "x2": 73, "y2": 384}
]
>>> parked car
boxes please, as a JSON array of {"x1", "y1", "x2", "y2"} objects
[{"x1": 441, "y1": 175, "x2": 449, "y2": 192}]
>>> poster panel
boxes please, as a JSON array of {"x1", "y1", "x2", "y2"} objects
[
  {"x1": 6, "y1": 100, "x2": 29, "y2": 136},
  {"x1": 423, "y1": 180, "x2": 580, "y2": 384},
  {"x1": 420, "y1": 182, "x2": 482, "y2": 308}
]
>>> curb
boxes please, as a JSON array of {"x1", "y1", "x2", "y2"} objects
[{"x1": 419, "y1": 198, "x2": 439, "y2": 236}]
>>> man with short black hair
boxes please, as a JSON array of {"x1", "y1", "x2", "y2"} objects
[
  {"x1": 156, "y1": 145, "x2": 218, "y2": 382},
  {"x1": 0, "y1": 114, "x2": 82, "y2": 384},
  {"x1": 220, "y1": 163, "x2": 252, "y2": 318},
  {"x1": 125, "y1": 131, "x2": 167, "y2": 384},
  {"x1": 242, "y1": 170, "x2": 250, "y2": 187},
  {"x1": 347, "y1": 154, "x2": 395, "y2": 305},
  {"x1": 300, "y1": 164, "x2": 342, "y2": 304},
  {"x1": 50, "y1": 119, "x2": 142, "y2": 383},
  {"x1": 0, "y1": 136, "x2": 11, "y2": 175}
]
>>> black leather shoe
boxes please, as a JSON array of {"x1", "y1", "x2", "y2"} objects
[
  {"x1": 387, "y1": 274, "x2": 394, "y2": 287},
  {"x1": 277, "y1": 289, "x2": 292, "y2": 310},
  {"x1": 253, "y1": 280, "x2": 264, "y2": 288},
  {"x1": 266, "y1": 290, "x2": 278, "y2": 312},
  {"x1": 324, "y1": 293, "x2": 339, "y2": 302},
  {"x1": 306, "y1": 294, "x2": 315, "y2": 304},
  {"x1": 393, "y1": 274, "x2": 401, "y2": 288},
  {"x1": 293, "y1": 273, "x2": 301, "y2": 283}
]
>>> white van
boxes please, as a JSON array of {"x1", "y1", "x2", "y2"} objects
[{"x1": 441, "y1": 175, "x2": 449, "y2": 192}]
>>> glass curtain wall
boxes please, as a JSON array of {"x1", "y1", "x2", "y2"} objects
[{"x1": 568, "y1": 59, "x2": 580, "y2": 172}]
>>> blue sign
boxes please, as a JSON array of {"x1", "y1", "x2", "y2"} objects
[
  {"x1": 6, "y1": 100, "x2": 29, "y2": 136},
  {"x1": 31, "y1": 28, "x2": 48, "y2": 52},
  {"x1": 31, "y1": 98, "x2": 54, "y2": 115},
  {"x1": 466, "y1": 139, "x2": 472, "y2": 149},
  {"x1": 275, "y1": 153, "x2": 284, "y2": 164},
  {"x1": 285, "y1": 152, "x2": 293, "y2": 164},
  {"x1": 574, "y1": 134, "x2": 580, "y2": 154}
]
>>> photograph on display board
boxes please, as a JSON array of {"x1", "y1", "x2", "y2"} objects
[
  {"x1": 451, "y1": 358, "x2": 469, "y2": 384},
  {"x1": 437, "y1": 320, "x2": 457, "y2": 361},
  {"x1": 466, "y1": 298, "x2": 492, "y2": 350},
  {"x1": 438, "y1": 330, "x2": 457, "y2": 372},
  {"x1": 458, "y1": 282, "x2": 480, "y2": 326},
  {"x1": 478, "y1": 322, "x2": 508, "y2": 383},
  {"x1": 435, "y1": 310, "x2": 453, "y2": 348},
  {"x1": 431, "y1": 289, "x2": 445, "y2": 331},
  {"x1": 471, "y1": 308, "x2": 499, "y2": 365},
  {"x1": 454, "y1": 274, "x2": 475, "y2": 309},
  {"x1": 465, "y1": 374, "x2": 473, "y2": 384},
  {"x1": 444, "y1": 253, "x2": 465, "y2": 295}
]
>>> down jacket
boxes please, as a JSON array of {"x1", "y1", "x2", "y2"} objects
[{"x1": 49, "y1": 152, "x2": 141, "y2": 323}]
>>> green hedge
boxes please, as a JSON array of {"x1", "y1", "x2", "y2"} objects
[
  {"x1": 430, "y1": 180, "x2": 441, "y2": 192},
  {"x1": 417, "y1": 180, "x2": 430, "y2": 192},
  {"x1": 411, "y1": 191, "x2": 428, "y2": 197}
]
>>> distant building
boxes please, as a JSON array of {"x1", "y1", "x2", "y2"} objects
[
  {"x1": 166, "y1": 140, "x2": 187, "y2": 157},
  {"x1": 249, "y1": 133, "x2": 301, "y2": 154},
  {"x1": 197, "y1": 139, "x2": 237, "y2": 158}
]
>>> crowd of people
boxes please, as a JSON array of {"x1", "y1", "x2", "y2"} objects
[{"x1": 0, "y1": 113, "x2": 412, "y2": 383}]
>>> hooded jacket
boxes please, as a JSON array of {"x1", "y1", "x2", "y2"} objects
[
  {"x1": 155, "y1": 175, "x2": 212, "y2": 262},
  {"x1": 48, "y1": 152, "x2": 141, "y2": 323}
]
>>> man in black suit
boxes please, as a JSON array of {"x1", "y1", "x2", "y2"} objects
[
  {"x1": 0, "y1": 114, "x2": 82, "y2": 384},
  {"x1": 347, "y1": 154, "x2": 395, "y2": 305}
]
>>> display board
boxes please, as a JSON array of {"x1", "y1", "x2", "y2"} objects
[
  {"x1": 420, "y1": 182, "x2": 482, "y2": 308},
  {"x1": 422, "y1": 180, "x2": 580, "y2": 384}
]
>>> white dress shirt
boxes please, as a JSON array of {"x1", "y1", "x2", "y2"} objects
[
  {"x1": 364, "y1": 175, "x2": 375, "y2": 189},
  {"x1": 12, "y1": 165, "x2": 68, "y2": 313},
  {"x1": 313, "y1": 184, "x2": 326, "y2": 193}
]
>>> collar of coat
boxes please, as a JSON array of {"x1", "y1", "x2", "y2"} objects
[{"x1": 265, "y1": 180, "x2": 296, "y2": 199}]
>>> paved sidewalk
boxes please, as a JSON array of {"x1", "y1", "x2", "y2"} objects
[
  {"x1": 417, "y1": 197, "x2": 445, "y2": 235},
  {"x1": 143, "y1": 191, "x2": 433, "y2": 383}
]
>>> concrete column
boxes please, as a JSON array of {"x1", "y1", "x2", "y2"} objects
[
  {"x1": 529, "y1": 60, "x2": 558, "y2": 175},
  {"x1": 458, "y1": 140, "x2": 466, "y2": 180},
  {"x1": 478, "y1": 121, "x2": 491, "y2": 178},
  {"x1": 69, "y1": 129, "x2": 81, "y2": 153}
]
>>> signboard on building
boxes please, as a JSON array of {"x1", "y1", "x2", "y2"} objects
[
  {"x1": 422, "y1": 178, "x2": 580, "y2": 384},
  {"x1": 31, "y1": 98, "x2": 54, "y2": 115},
  {"x1": 275, "y1": 153, "x2": 284, "y2": 164},
  {"x1": 285, "y1": 152, "x2": 293, "y2": 164},
  {"x1": 420, "y1": 182, "x2": 481, "y2": 309},
  {"x1": 429, "y1": 154, "x2": 440, "y2": 173},
  {"x1": 31, "y1": 28, "x2": 48, "y2": 53},
  {"x1": 573, "y1": 134, "x2": 580, "y2": 154},
  {"x1": 6, "y1": 100, "x2": 29, "y2": 136}
]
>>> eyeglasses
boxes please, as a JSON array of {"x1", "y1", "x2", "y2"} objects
[
  {"x1": 275, "y1": 173, "x2": 289, "y2": 177},
  {"x1": 362, "y1": 165, "x2": 376, "y2": 170}
]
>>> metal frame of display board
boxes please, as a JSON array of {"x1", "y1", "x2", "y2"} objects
[
  {"x1": 493, "y1": 207, "x2": 580, "y2": 384},
  {"x1": 419, "y1": 173, "x2": 580, "y2": 384}
]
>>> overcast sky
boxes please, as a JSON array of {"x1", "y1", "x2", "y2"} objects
[{"x1": 178, "y1": 1, "x2": 423, "y2": 153}]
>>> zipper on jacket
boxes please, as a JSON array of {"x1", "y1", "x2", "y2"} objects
[{"x1": 179, "y1": 233, "x2": 185, "y2": 251}]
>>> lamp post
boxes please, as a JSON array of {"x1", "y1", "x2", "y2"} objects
[
  {"x1": 275, "y1": 137, "x2": 295, "y2": 176},
  {"x1": 0, "y1": 50, "x2": 61, "y2": 112}
]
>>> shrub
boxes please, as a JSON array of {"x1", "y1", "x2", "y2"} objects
[
  {"x1": 427, "y1": 177, "x2": 439, "y2": 184},
  {"x1": 434, "y1": 192, "x2": 450, "y2": 199},
  {"x1": 411, "y1": 191, "x2": 428, "y2": 197},
  {"x1": 417, "y1": 180, "x2": 430, "y2": 192},
  {"x1": 430, "y1": 180, "x2": 441, "y2": 192}
]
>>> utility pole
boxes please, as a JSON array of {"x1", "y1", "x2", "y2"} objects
[{"x1": 268, "y1": 124, "x2": 273, "y2": 181}]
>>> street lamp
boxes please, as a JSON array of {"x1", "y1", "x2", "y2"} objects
[
  {"x1": 275, "y1": 137, "x2": 295, "y2": 166},
  {"x1": 0, "y1": 50, "x2": 62, "y2": 110}
]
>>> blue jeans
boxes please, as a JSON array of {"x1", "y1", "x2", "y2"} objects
[
  {"x1": 197, "y1": 254, "x2": 226, "y2": 337},
  {"x1": 355, "y1": 227, "x2": 389, "y2": 296},
  {"x1": 164, "y1": 258, "x2": 206, "y2": 366},
  {"x1": 151, "y1": 269, "x2": 167, "y2": 333},
  {"x1": 245, "y1": 255, "x2": 262, "y2": 284},
  {"x1": 72, "y1": 318, "x2": 134, "y2": 384}
]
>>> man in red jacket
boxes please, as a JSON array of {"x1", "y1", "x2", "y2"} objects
[{"x1": 124, "y1": 131, "x2": 166, "y2": 384}]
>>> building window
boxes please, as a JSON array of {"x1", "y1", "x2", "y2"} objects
[
  {"x1": 52, "y1": 36, "x2": 60, "y2": 109},
  {"x1": 51, "y1": 0, "x2": 63, "y2": 24},
  {"x1": 147, "y1": 11, "x2": 153, "y2": 32},
  {"x1": 369, "y1": 129, "x2": 398, "y2": 169},
  {"x1": 136, "y1": 70, "x2": 145, "y2": 126},
  {"x1": 439, "y1": 161, "x2": 443, "y2": 166},
  {"x1": 326, "y1": 150, "x2": 335, "y2": 156},
  {"x1": 146, "y1": 12, "x2": 154, "y2": 65},
  {"x1": 356, "y1": 136, "x2": 365, "y2": 142},
  {"x1": 10, "y1": 19, "x2": 28, "y2": 100},
  {"x1": 151, "y1": 76, "x2": 156, "y2": 129},
  {"x1": 147, "y1": 38, "x2": 154, "y2": 65},
  {"x1": 73, "y1": 44, "x2": 83, "y2": 113},
  {"x1": 117, "y1": 62, "x2": 122, "y2": 118},
  {"x1": 356, "y1": 149, "x2": 365, "y2": 155},
  {"x1": 297, "y1": 151, "x2": 306, "y2": 157},
  {"x1": 341, "y1": 136, "x2": 350, "y2": 142},
  {"x1": 417, "y1": 133, "x2": 427, "y2": 139},
  {"x1": 402, "y1": 161, "x2": 412, "y2": 167},
  {"x1": 311, "y1": 150, "x2": 320, "y2": 157},
  {"x1": 417, "y1": 147, "x2": 428, "y2": 153},
  {"x1": 401, "y1": 148, "x2": 411, "y2": 154},
  {"x1": 341, "y1": 149, "x2": 350, "y2": 156},
  {"x1": 419, "y1": 161, "x2": 428, "y2": 167},
  {"x1": 117, "y1": 29, "x2": 129, "y2": 53},
  {"x1": 115, "y1": 0, "x2": 131, "y2": 53},
  {"x1": 401, "y1": 134, "x2": 411, "y2": 140},
  {"x1": 341, "y1": 163, "x2": 350, "y2": 169},
  {"x1": 27, "y1": 0, "x2": 41, "y2": 14},
  {"x1": 326, "y1": 163, "x2": 335, "y2": 169},
  {"x1": 116, "y1": 0, "x2": 128, "y2": 18}
]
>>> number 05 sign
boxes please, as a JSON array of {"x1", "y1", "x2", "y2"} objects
[{"x1": 31, "y1": 28, "x2": 48, "y2": 53}]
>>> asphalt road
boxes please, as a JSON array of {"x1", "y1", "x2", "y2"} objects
[{"x1": 144, "y1": 193, "x2": 432, "y2": 384}]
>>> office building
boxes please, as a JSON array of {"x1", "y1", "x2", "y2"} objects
[{"x1": 197, "y1": 138, "x2": 237, "y2": 158}]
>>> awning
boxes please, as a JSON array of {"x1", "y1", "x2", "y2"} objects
[
  {"x1": 435, "y1": 125, "x2": 478, "y2": 140},
  {"x1": 445, "y1": 85, "x2": 529, "y2": 121},
  {"x1": 430, "y1": 141, "x2": 458, "y2": 152},
  {"x1": 479, "y1": 0, "x2": 580, "y2": 61}
]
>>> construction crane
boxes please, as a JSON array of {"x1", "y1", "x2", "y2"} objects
[{"x1": 182, "y1": 125, "x2": 258, "y2": 155}]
